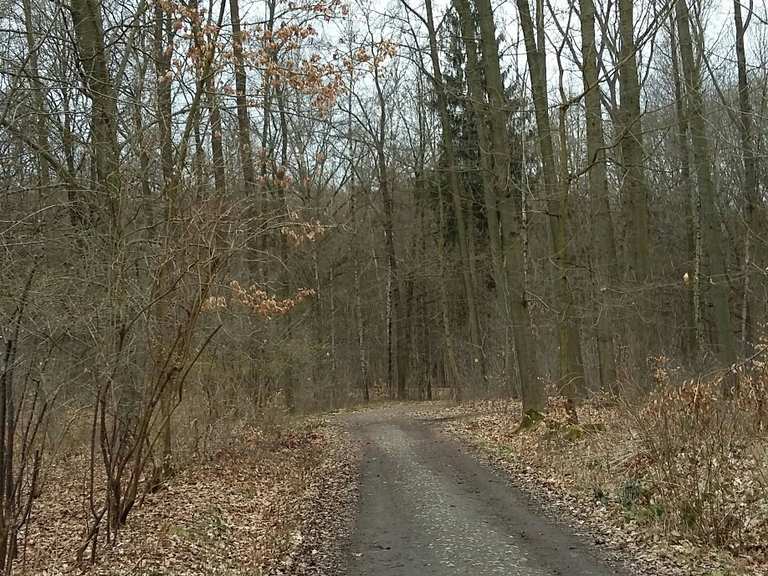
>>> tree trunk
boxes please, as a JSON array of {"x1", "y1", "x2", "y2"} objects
[
  {"x1": 260, "y1": 0, "x2": 277, "y2": 181},
  {"x1": 354, "y1": 241, "x2": 369, "y2": 401},
  {"x1": 436, "y1": 181, "x2": 461, "y2": 399},
  {"x1": 453, "y1": 0, "x2": 512, "y2": 392},
  {"x1": 21, "y1": 0, "x2": 50, "y2": 199},
  {"x1": 229, "y1": 0, "x2": 256, "y2": 194},
  {"x1": 578, "y1": 0, "x2": 618, "y2": 391},
  {"x1": 192, "y1": 0, "x2": 226, "y2": 197},
  {"x1": 473, "y1": 0, "x2": 544, "y2": 416},
  {"x1": 70, "y1": 0, "x2": 122, "y2": 231},
  {"x1": 153, "y1": 1, "x2": 177, "y2": 474},
  {"x1": 617, "y1": 0, "x2": 651, "y2": 384},
  {"x1": 421, "y1": 0, "x2": 484, "y2": 390},
  {"x1": 516, "y1": 0, "x2": 583, "y2": 411},
  {"x1": 670, "y1": 19, "x2": 704, "y2": 364},
  {"x1": 732, "y1": 0, "x2": 763, "y2": 354},
  {"x1": 675, "y1": 0, "x2": 738, "y2": 389},
  {"x1": 372, "y1": 63, "x2": 405, "y2": 399}
]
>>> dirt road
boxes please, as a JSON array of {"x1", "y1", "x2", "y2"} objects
[{"x1": 346, "y1": 407, "x2": 627, "y2": 576}]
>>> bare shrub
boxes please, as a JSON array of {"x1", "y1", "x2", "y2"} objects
[
  {"x1": 635, "y1": 373, "x2": 768, "y2": 548},
  {"x1": 0, "y1": 272, "x2": 52, "y2": 573}
]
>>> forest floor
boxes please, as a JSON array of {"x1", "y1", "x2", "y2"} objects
[
  {"x1": 25, "y1": 418, "x2": 358, "y2": 576},
  {"x1": 25, "y1": 399, "x2": 766, "y2": 575},
  {"x1": 407, "y1": 400, "x2": 768, "y2": 576}
]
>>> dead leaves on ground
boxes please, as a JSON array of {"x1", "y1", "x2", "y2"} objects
[
  {"x1": 24, "y1": 420, "x2": 357, "y2": 575},
  {"x1": 431, "y1": 399, "x2": 767, "y2": 576}
]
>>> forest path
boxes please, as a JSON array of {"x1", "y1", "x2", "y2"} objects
[{"x1": 345, "y1": 405, "x2": 627, "y2": 576}]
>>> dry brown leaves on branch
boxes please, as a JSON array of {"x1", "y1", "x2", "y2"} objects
[{"x1": 202, "y1": 281, "x2": 314, "y2": 318}]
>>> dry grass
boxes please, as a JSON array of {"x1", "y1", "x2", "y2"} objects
[{"x1": 437, "y1": 387, "x2": 768, "y2": 576}]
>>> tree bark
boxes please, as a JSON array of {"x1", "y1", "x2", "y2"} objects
[
  {"x1": 420, "y1": 0, "x2": 484, "y2": 389},
  {"x1": 372, "y1": 60, "x2": 406, "y2": 399},
  {"x1": 452, "y1": 0, "x2": 512, "y2": 391},
  {"x1": 675, "y1": 0, "x2": 738, "y2": 388},
  {"x1": 670, "y1": 19, "x2": 704, "y2": 364},
  {"x1": 153, "y1": 1, "x2": 177, "y2": 474},
  {"x1": 732, "y1": 0, "x2": 763, "y2": 355},
  {"x1": 70, "y1": 0, "x2": 122, "y2": 231},
  {"x1": 21, "y1": 0, "x2": 50, "y2": 198},
  {"x1": 472, "y1": 0, "x2": 544, "y2": 415},
  {"x1": 229, "y1": 0, "x2": 256, "y2": 194},
  {"x1": 578, "y1": 0, "x2": 618, "y2": 391},
  {"x1": 192, "y1": 0, "x2": 226, "y2": 197},
  {"x1": 617, "y1": 0, "x2": 651, "y2": 384},
  {"x1": 436, "y1": 180, "x2": 462, "y2": 400},
  {"x1": 516, "y1": 0, "x2": 583, "y2": 410}
]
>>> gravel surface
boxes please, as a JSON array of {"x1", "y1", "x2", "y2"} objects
[{"x1": 345, "y1": 406, "x2": 629, "y2": 576}]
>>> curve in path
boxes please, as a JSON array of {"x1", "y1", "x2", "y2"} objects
[{"x1": 346, "y1": 408, "x2": 627, "y2": 576}]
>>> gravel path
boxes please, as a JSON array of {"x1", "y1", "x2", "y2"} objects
[{"x1": 346, "y1": 407, "x2": 628, "y2": 576}]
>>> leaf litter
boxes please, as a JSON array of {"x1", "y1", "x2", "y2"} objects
[
  {"x1": 415, "y1": 399, "x2": 768, "y2": 576},
  {"x1": 24, "y1": 418, "x2": 358, "y2": 576}
]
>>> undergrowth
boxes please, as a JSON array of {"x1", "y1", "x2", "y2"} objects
[
  {"x1": 443, "y1": 372, "x2": 768, "y2": 574},
  {"x1": 25, "y1": 415, "x2": 351, "y2": 575},
  {"x1": 634, "y1": 375, "x2": 767, "y2": 550}
]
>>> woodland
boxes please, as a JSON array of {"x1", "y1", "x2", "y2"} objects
[{"x1": 0, "y1": 0, "x2": 767, "y2": 573}]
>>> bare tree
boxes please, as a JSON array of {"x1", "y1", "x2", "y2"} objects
[
  {"x1": 471, "y1": 0, "x2": 544, "y2": 416},
  {"x1": 616, "y1": 0, "x2": 652, "y2": 383},
  {"x1": 732, "y1": 0, "x2": 764, "y2": 355},
  {"x1": 577, "y1": 0, "x2": 618, "y2": 391},
  {"x1": 674, "y1": 0, "x2": 737, "y2": 386}
]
